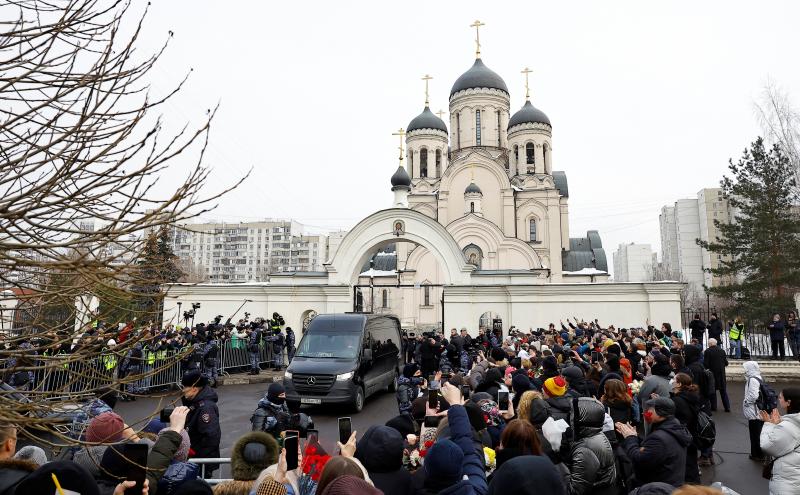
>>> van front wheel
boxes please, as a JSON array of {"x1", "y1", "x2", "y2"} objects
[
  {"x1": 352, "y1": 386, "x2": 365, "y2": 413},
  {"x1": 387, "y1": 371, "x2": 398, "y2": 392}
]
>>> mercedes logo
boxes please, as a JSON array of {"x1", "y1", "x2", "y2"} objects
[{"x1": 306, "y1": 376, "x2": 316, "y2": 385}]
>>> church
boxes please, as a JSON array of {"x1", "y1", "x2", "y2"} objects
[{"x1": 162, "y1": 25, "x2": 682, "y2": 334}]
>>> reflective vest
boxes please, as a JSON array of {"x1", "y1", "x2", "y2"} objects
[
  {"x1": 729, "y1": 323, "x2": 744, "y2": 340},
  {"x1": 101, "y1": 349, "x2": 117, "y2": 370}
]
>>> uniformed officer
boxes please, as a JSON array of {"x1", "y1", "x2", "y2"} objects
[{"x1": 181, "y1": 369, "x2": 221, "y2": 475}]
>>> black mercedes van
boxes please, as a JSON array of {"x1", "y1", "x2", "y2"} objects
[{"x1": 283, "y1": 313, "x2": 403, "y2": 412}]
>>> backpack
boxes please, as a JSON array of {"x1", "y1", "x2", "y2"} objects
[
  {"x1": 754, "y1": 377, "x2": 779, "y2": 412},
  {"x1": 703, "y1": 369, "x2": 716, "y2": 397},
  {"x1": 396, "y1": 382, "x2": 414, "y2": 410},
  {"x1": 695, "y1": 409, "x2": 716, "y2": 449}
]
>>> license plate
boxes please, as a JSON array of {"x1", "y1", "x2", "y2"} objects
[{"x1": 300, "y1": 397, "x2": 321, "y2": 404}]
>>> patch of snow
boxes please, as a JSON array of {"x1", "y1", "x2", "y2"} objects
[
  {"x1": 563, "y1": 268, "x2": 608, "y2": 276},
  {"x1": 359, "y1": 268, "x2": 397, "y2": 277}
]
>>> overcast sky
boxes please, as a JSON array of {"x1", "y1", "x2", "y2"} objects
[{"x1": 138, "y1": 1, "x2": 800, "y2": 270}]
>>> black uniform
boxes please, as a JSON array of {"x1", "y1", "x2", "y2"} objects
[{"x1": 183, "y1": 385, "x2": 222, "y2": 474}]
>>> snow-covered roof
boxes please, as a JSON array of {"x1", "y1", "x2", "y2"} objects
[
  {"x1": 359, "y1": 268, "x2": 397, "y2": 277},
  {"x1": 562, "y1": 267, "x2": 608, "y2": 276}
]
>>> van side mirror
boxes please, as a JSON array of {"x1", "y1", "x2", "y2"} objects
[{"x1": 362, "y1": 348, "x2": 373, "y2": 362}]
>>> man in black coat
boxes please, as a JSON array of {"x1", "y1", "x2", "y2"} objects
[
  {"x1": 706, "y1": 312, "x2": 723, "y2": 342},
  {"x1": 181, "y1": 370, "x2": 221, "y2": 475},
  {"x1": 616, "y1": 397, "x2": 693, "y2": 488},
  {"x1": 688, "y1": 314, "x2": 706, "y2": 348},
  {"x1": 703, "y1": 338, "x2": 730, "y2": 412}
]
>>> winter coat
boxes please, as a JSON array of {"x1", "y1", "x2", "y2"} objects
[
  {"x1": 421, "y1": 405, "x2": 488, "y2": 495},
  {"x1": 73, "y1": 445, "x2": 110, "y2": 478},
  {"x1": 637, "y1": 374, "x2": 671, "y2": 406},
  {"x1": 487, "y1": 455, "x2": 565, "y2": 495},
  {"x1": 768, "y1": 320, "x2": 786, "y2": 342},
  {"x1": 565, "y1": 398, "x2": 617, "y2": 495},
  {"x1": 671, "y1": 390, "x2": 702, "y2": 437},
  {"x1": 183, "y1": 385, "x2": 221, "y2": 472},
  {"x1": 760, "y1": 413, "x2": 800, "y2": 495},
  {"x1": 743, "y1": 361, "x2": 763, "y2": 420},
  {"x1": 622, "y1": 417, "x2": 693, "y2": 488},
  {"x1": 703, "y1": 346, "x2": 728, "y2": 390},
  {"x1": 148, "y1": 430, "x2": 197, "y2": 495},
  {"x1": 0, "y1": 458, "x2": 37, "y2": 495},
  {"x1": 355, "y1": 425, "x2": 413, "y2": 495},
  {"x1": 546, "y1": 396, "x2": 572, "y2": 422},
  {"x1": 707, "y1": 318, "x2": 723, "y2": 341},
  {"x1": 689, "y1": 319, "x2": 706, "y2": 342}
]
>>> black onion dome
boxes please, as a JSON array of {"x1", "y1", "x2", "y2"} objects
[
  {"x1": 508, "y1": 100, "x2": 551, "y2": 129},
  {"x1": 464, "y1": 181, "x2": 482, "y2": 194},
  {"x1": 450, "y1": 58, "x2": 509, "y2": 97},
  {"x1": 391, "y1": 165, "x2": 412, "y2": 188},
  {"x1": 407, "y1": 106, "x2": 447, "y2": 133}
]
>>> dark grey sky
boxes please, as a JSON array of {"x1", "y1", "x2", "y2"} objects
[{"x1": 139, "y1": 0, "x2": 800, "y2": 261}]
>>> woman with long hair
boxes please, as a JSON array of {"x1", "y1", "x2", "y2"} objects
[{"x1": 601, "y1": 379, "x2": 635, "y2": 436}]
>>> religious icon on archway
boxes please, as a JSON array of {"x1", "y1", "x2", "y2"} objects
[{"x1": 393, "y1": 221, "x2": 404, "y2": 237}]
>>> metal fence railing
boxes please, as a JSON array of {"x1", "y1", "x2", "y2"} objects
[
  {"x1": 682, "y1": 328, "x2": 797, "y2": 359},
  {"x1": 6, "y1": 339, "x2": 288, "y2": 396}
]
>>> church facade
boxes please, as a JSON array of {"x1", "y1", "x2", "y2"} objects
[{"x1": 162, "y1": 32, "x2": 682, "y2": 335}]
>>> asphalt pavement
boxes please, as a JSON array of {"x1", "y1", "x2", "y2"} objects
[{"x1": 116, "y1": 379, "x2": 788, "y2": 492}]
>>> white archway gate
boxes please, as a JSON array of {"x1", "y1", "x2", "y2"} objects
[{"x1": 325, "y1": 208, "x2": 474, "y2": 286}]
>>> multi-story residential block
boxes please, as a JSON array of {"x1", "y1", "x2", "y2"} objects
[{"x1": 612, "y1": 243, "x2": 655, "y2": 282}]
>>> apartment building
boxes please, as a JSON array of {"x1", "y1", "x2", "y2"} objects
[{"x1": 612, "y1": 243, "x2": 655, "y2": 282}]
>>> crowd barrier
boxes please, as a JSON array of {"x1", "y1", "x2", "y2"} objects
[
  {"x1": 695, "y1": 330, "x2": 797, "y2": 358},
  {"x1": 13, "y1": 339, "x2": 287, "y2": 395}
]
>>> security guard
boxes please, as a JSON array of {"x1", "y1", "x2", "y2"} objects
[{"x1": 181, "y1": 369, "x2": 221, "y2": 475}]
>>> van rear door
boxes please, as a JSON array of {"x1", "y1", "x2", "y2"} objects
[{"x1": 365, "y1": 317, "x2": 399, "y2": 392}]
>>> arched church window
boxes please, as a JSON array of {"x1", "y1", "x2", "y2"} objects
[
  {"x1": 526, "y1": 142, "x2": 535, "y2": 166},
  {"x1": 435, "y1": 149, "x2": 441, "y2": 177},
  {"x1": 420, "y1": 148, "x2": 428, "y2": 178},
  {"x1": 529, "y1": 219, "x2": 538, "y2": 242},
  {"x1": 456, "y1": 113, "x2": 461, "y2": 148},
  {"x1": 543, "y1": 143, "x2": 549, "y2": 171},
  {"x1": 514, "y1": 145, "x2": 519, "y2": 165},
  {"x1": 470, "y1": 202, "x2": 475, "y2": 213},
  {"x1": 409, "y1": 150, "x2": 414, "y2": 177},
  {"x1": 423, "y1": 285, "x2": 431, "y2": 306},
  {"x1": 497, "y1": 111, "x2": 502, "y2": 147},
  {"x1": 475, "y1": 109, "x2": 482, "y2": 145},
  {"x1": 382, "y1": 289, "x2": 388, "y2": 308}
]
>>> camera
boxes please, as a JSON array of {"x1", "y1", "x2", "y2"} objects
[
  {"x1": 160, "y1": 407, "x2": 174, "y2": 423},
  {"x1": 244, "y1": 312, "x2": 251, "y2": 320}
]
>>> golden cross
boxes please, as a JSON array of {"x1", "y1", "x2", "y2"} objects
[
  {"x1": 392, "y1": 128, "x2": 406, "y2": 165},
  {"x1": 470, "y1": 20, "x2": 485, "y2": 58},
  {"x1": 521, "y1": 67, "x2": 533, "y2": 100},
  {"x1": 422, "y1": 74, "x2": 432, "y2": 106},
  {"x1": 436, "y1": 109, "x2": 446, "y2": 120}
]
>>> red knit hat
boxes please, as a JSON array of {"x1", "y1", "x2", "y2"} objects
[
  {"x1": 85, "y1": 412, "x2": 125, "y2": 443},
  {"x1": 543, "y1": 376, "x2": 567, "y2": 397}
]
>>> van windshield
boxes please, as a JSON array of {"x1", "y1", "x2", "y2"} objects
[{"x1": 295, "y1": 331, "x2": 362, "y2": 359}]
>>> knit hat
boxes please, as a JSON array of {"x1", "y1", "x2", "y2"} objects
[
  {"x1": 561, "y1": 365, "x2": 583, "y2": 383},
  {"x1": 85, "y1": 411, "x2": 125, "y2": 443},
  {"x1": 511, "y1": 373, "x2": 532, "y2": 396},
  {"x1": 181, "y1": 369, "x2": 207, "y2": 388},
  {"x1": 231, "y1": 431, "x2": 280, "y2": 481},
  {"x1": 528, "y1": 398, "x2": 551, "y2": 426},
  {"x1": 15, "y1": 460, "x2": 99, "y2": 495},
  {"x1": 159, "y1": 427, "x2": 191, "y2": 461},
  {"x1": 320, "y1": 475, "x2": 382, "y2": 495},
  {"x1": 543, "y1": 376, "x2": 567, "y2": 397},
  {"x1": 256, "y1": 476, "x2": 288, "y2": 495},
  {"x1": 356, "y1": 425, "x2": 404, "y2": 473},
  {"x1": 13, "y1": 445, "x2": 47, "y2": 467},
  {"x1": 424, "y1": 439, "x2": 464, "y2": 484},
  {"x1": 267, "y1": 382, "x2": 286, "y2": 403},
  {"x1": 645, "y1": 397, "x2": 676, "y2": 418}
]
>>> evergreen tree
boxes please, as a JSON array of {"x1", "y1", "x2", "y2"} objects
[
  {"x1": 133, "y1": 226, "x2": 183, "y2": 322},
  {"x1": 698, "y1": 137, "x2": 800, "y2": 319}
]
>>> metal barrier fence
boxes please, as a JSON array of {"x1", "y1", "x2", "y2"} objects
[
  {"x1": 15, "y1": 339, "x2": 287, "y2": 395},
  {"x1": 689, "y1": 329, "x2": 798, "y2": 359},
  {"x1": 190, "y1": 458, "x2": 233, "y2": 485}
]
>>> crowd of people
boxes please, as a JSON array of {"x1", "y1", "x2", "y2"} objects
[{"x1": 2, "y1": 313, "x2": 800, "y2": 495}]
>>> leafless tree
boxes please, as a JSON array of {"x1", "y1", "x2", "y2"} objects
[
  {"x1": 755, "y1": 80, "x2": 800, "y2": 191},
  {"x1": 0, "y1": 0, "x2": 244, "y2": 442}
]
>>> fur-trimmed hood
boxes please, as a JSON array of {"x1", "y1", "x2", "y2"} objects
[{"x1": 230, "y1": 431, "x2": 279, "y2": 481}]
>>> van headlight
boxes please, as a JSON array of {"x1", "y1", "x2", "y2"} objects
[
  {"x1": 336, "y1": 371, "x2": 354, "y2": 381},
  {"x1": 284, "y1": 370, "x2": 292, "y2": 380}
]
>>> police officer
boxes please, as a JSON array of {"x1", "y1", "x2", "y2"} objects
[
  {"x1": 202, "y1": 334, "x2": 220, "y2": 387},
  {"x1": 247, "y1": 324, "x2": 262, "y2": 375},
  {"x1": 181, "y1": 369, "x2": 221, "y2": 475},
  {"x1": 285, "y1": 326, "x2": 296, "y2": 363},
  {"x1": 251, "y1": 382, "x2": 291, "y2": 440}
]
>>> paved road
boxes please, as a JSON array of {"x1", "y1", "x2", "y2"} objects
[{"x1": 117, "y1": 379, "x2": 784, "y2": 492}]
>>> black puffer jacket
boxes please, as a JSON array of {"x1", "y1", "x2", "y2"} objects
[
  {"x1": 622, "y1": 417, "x2": 693, "y2": 488},
  {"x1": 546, "y1": 396, "x2": 572, "y2": 422},
  {"x1": 565, "y1": 397, "x2": 617, "y2": 495}
]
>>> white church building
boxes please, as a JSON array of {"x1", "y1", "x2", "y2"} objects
[{"x1": 164, "y1": 30, "x2": 682, "y2": 334}]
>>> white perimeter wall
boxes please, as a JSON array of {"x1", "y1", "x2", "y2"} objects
[{"x1": 164, "y1": 281, "x2": 683, "y2": 335}]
